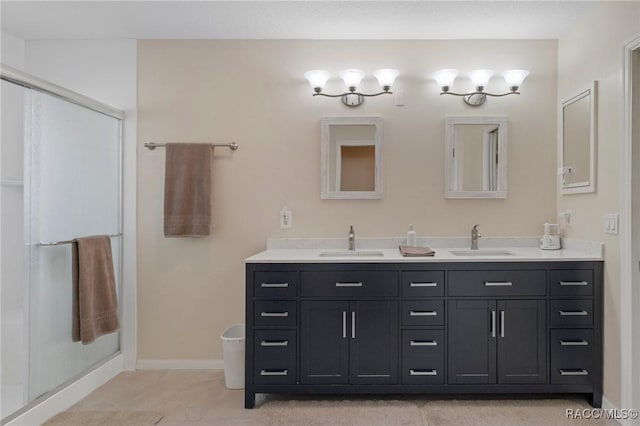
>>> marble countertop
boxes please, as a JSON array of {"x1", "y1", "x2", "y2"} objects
[{"x1": 245, "y1": 237, "x2": 604, "y2": 263}]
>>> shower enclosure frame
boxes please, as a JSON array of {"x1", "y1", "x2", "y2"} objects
[{"x1": 1, "y1": 63, "x2": 125, "y2": 423}]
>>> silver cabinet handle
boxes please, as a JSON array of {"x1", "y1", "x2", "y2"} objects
[
  {"x1": 559, "y1": 310, "x2": 588, "y2": 316},
  {"x1": 409, "y1": 311, "x2": 437, "y2": 316},
  {"x1": 260, "y1": 340, "x2": 289, "y2": 347},
  {"x1": 260, "y1": 282, "x2": 289, "y2": 288},
  {"x1": 342, "y1": 311, "x2": 347, "y2": 339},
  {"x1": 559, "y1": 281, "x2": 588, "y2": 286},
  {"x1": 560, "y1": 340, "x2": 589, "y2": 346},
  {"x1": 410, "y1": 369, "x2": 438, "y2": 376},
  {"x1": 260, "y1": 369, "x2": 288, "y2": 376},
  {"x1": 410, "y1": 340, "x2": 437, "y2": 346},
  {"x1": 351, "y1": 311, "x2": 356, "y2": 339},
  {"x1": 491, "y1": 310, "x2": 496, "y2": 338},
  {"x1": 559, "y1": 369, "x2": 589, "y2": 376},
  {"x1": 484, "y1": 281, "x2": 513, "y2": 287},
  {"x1": 336, "y1": 282, "x2": 363, "y2": 287},
  {"x1": 500, "y1": 310, "x2": 505, "y2": 338},
  {"x1": 261, "y1": 312, "x2": 289, "y2": 317},
  {"x1": 410, "y1": 282, "x2": 437, "y2": 287}
]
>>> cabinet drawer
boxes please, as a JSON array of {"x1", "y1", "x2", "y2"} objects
[
  {"x1": 402, "y1": 330, "x2": 444, "y2": 359},
  {"x1": 402, "y1": 271, "x2": 445, "y2": 297},
  {"x1": 448, "y1": 270, "x2": 546, "y2": 297},
  {"x1": 254, "y1": 271, "x2": 298, "y2": 298},
  {"x1": 550, "y1": 329, "x2": 594, "y2": 385},
  {"x1": 254, "y1": 330, "x2": 297, "y2": 385},
  {"x1": 300, "y1": 271, "x2": 398, "y2": 297},
  {"x1": 402, "y1": 301, "x2": 444, "y2": 326},
  {"x1": 254, "y1": 300, "x2": 297, "y2": 328},
  {"x1": 549, "y1": 270, "x2": 593, "y2": 296},
  {"x1": 550, "y1": 300, "x2": 593, "y2": 327},
  {"x1": 401, "y1": 360, "x2": 445, "y2": 385}
]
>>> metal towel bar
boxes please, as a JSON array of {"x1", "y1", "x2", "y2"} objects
[
  {"x1": 37, "y1": 233, "x2": 122, "y2": 247},
  {"x1": 144, "y1": 142, "x2": 238, "y2": 151}
]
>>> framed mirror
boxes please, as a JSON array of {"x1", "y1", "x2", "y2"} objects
[
  {"x1": 560, "y1": 81, "x2": 597, "y2": 194},
  {"x1": 320, "y1": 116, "x2": 383, "y2": 199},
  {"x1": 445, "y1": 116, "x2": 508, "y2": 199}
]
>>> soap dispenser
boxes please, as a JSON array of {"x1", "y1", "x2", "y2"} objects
[{"x1": 406, "y1": 224, "x2": 417, "y2": 247}]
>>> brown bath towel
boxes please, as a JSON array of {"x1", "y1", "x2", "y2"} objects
[
  {"x1": 164, "y1": 143, "x2": 212, "y2": 237},
  {"x1": 72, "y1": 235, "x2": 119, "y2": 344}
]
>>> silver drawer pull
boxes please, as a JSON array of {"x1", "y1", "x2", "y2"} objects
[
  {"x1": 484, "y1": 281, "x2": 513, "y2": 287},
  {"x1": 410, "y1": 340, "x2": 437, "y2": 346},
  {"x1": 410, "y1": 311, "x2": 437, "y2": 316},
  {"x1": 559, "y1": 281, "x2": 588, "y2": 286},
  {"x1": 260, "y1": 340, "x2": 289, "y2": 347},
  {"x1": 261, "y1": 312, "x2": 289, "y2": 317},
  {"x1": 410, "y1": 282, "x2": 437, "y2": 287},
  {"x1": 335, "y1": 282, "x2": 363, "y2": 287},
  {"x1": 410, "y1": 369, "x2": 438, "y2": 376},
  {"x1": 560, "y1": 340, "x2": 589, "y2": 346},
  {"x1": 260, "y1": 369, "x2": 288, "y2": 376},
  {"x1": 261, "y1": 282, "x2": 289, "y2": 288},
  {"x1": 559, "y1": 310, "x2": 588, "y2": 316},
  {"x1": 559, "y1": 369, "x2": 589, "y2": 376}
]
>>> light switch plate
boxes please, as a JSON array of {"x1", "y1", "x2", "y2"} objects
[{"x1": 604, "y1": 213, "x2": 619, "y2": 235}]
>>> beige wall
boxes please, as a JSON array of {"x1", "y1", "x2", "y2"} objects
[
  {"x1": 557, "y1": 1, "x2": 640, "y2": 408},
  {"x1": 137, "y1": 39, "x2": 557, "y2": 361}
]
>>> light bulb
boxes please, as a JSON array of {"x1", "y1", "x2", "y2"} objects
[
  {"x1": 304, "y1": 70, "x2": 331, "y2": 93},
  {"x1": 502, "y1": 69, "x2": 529, "y2": 91},
  {"x1": 373, "y1": 69, "x2": 399, "y2": 91},
  {"x1": 433, "y1": 69, "x2": 458, "y2": 92},
  {"x1": 339, "y1": 69, "x2": 366, "y2": 92},
  {"x1": 468, "y1": 69, "x2": 495, "y2": 91}
]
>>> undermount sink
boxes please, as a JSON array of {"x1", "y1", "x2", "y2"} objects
[
  {"x1": 450, "y1": 249, "x2": 514, "y2": 256},
  {"x1": 318, "y1": 250, "x2": 385, "y2": 257}
]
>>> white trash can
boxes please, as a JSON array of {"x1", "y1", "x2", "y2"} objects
[{"x1": 221, "y1": 324, "x2": 245, "y2": 389}]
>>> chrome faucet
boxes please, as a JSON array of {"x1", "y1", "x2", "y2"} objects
[
  {"x1": 348, "y1": 225, "x2": 355, "y2": 251},
  {"x1": 471, "y1": 224, "x2": 482, "y2": 250}
]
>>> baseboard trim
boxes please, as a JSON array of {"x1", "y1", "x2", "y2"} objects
[
  {"x1": 5, "y1": 354, "x2": 123, "y2": 426},
  {"x1": 136, "y1": 359, "x2": 224, "y2": 370}
]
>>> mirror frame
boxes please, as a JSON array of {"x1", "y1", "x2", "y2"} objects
[
  {"x1": 444, "y1": 116, "x2": 508, "y2": 199},
  {"x1": 320, "y1": 116, "x2": 383, "y2": 199},
  {"x1": 559, "y1": 81, "x2": 597, "y2": 195}
]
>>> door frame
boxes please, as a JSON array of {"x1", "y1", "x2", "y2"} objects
[{"x1": 620, "y1": 33, "x2": 640, "y2": 420}]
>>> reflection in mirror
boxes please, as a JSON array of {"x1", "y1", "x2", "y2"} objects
[
  {"x1": 560, "y1": 82, "x2": 596, "y2": 194},
  {"x1": 321, "y1": 116, "x2": 382, "y2": 199},
  {"x1": 445, "y1": 116, "x2": 508, "y2": 199}
]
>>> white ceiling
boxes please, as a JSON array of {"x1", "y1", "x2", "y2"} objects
[{"x1": 1, "y1": 1, "x2": 599, "y2": 41}]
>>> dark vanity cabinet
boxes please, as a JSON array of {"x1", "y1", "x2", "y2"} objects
[
  {"x1": 300, "y1": 300, "x2": 398, "y2": 385},
  {"x1": 245, "y1": 261, "x2": 603, "y2": 409}
]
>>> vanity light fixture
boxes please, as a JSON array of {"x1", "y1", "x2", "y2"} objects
[
  {"x1": 433, "y1": 68, "x2": 529, "y2": 106},
  {"x1": 304, "y1": 68, "x2": 399, "y2": 107}
]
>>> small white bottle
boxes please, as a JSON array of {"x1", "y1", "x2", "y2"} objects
[{"x1": 406, "y1": 224, "x2": 417, "y2": 247}]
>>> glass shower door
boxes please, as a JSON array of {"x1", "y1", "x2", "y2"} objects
[{"x1": 25, "y1": 89, "x2": 122, "y2": 401}]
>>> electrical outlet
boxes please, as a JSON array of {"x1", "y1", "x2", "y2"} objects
[
  {"x1": 280, "y1": 207, "x2": 292, "y2": 229},
  {"x1": 558, "y1": 210, "x2": 572, "y2": 225},
  {"x1": 604, "y1": 213, "x2": 619, "y2": 235}
]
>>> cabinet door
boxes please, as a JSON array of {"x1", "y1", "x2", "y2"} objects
[
  {"x1": 349, "y1": 301, "x2": 399, "y2": 384},
  {"x1": 448, "y1": 300, "x2": 496, "y2": 384},
  {"x1": 300, "y1": 301, "x2": 349, "y2": 384},
  {"x1": 497, "y1": 300, "x2": 547, "y2": 384}
]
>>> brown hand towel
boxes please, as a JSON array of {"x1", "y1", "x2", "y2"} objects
[
  {"x1": 72, "y1": 235, "x2": 119, "y2": 344},
  {"x1": 399, "y1": 245, "x2": 436, "y2": 257},
  {"x1": 164, "y1": 143, "x2": 212, "y2": 237}
]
